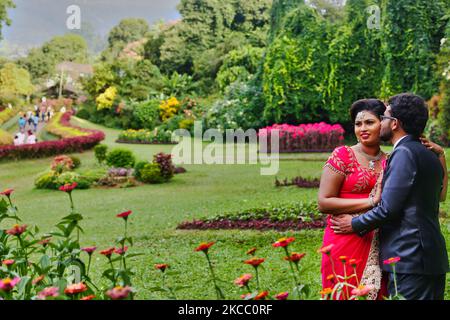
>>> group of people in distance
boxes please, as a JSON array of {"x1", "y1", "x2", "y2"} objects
[{"x1": 14, "y1": 97, "x2": 66, "y2": 146}]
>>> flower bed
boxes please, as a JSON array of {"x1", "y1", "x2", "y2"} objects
[
  {"x1": 116, "y1": 129, "x2": 176, "y2": 145},
  {"x1": 177, "y1": 202, "x2": 326, "y2": 231},
  {"x1": 0, "y1": 112, "x2": 105, "y2": 160},
  {"x1": 275, "y1": 176, "x2": 320, "y2": 188},
  {"x1": 258, "y1": 123, "x2": 345, "y2": 153}
]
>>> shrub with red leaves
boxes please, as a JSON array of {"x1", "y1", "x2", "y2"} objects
[
  {"x1": 275, "y1": 176, "x2": 320, "y2": 188},
  {"x1": 153, "y1": 153, "x2": 175, "y2": 181}
]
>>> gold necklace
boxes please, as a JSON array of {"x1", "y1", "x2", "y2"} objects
[{"x1": 356, "y1": 144, "x2": 383, "y2": 171}]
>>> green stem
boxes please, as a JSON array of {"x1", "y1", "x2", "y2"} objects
[
  {"x1": 255, "y1": 267, "x2": 260, "y2": 291},
  {"x1": 86, "y1": 255, "x2": 92, "y2": 276},
  {"x1": 205, "y1": 253, "x2": 224, "y2": 299},
  {"x1": 393, "y1": 265, "x2": 398, "y2": 298}
]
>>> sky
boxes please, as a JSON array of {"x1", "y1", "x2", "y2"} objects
[{"x1": 0, "y1": 0, "x2": 181, "y2": 56}]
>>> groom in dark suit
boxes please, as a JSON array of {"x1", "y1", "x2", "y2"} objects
[{"x1": 331, "y1": 93, "x2": 449, "y2": 300}]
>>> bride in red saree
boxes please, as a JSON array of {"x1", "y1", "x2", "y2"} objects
[{"x1": 318, "y1": 99, "x2": 388, "y2": 300}]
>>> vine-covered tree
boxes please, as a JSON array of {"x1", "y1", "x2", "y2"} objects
[{"x1": 380, "y1": 0, "x2": 447, "y2": 100}]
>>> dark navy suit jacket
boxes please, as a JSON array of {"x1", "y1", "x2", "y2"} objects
[{"x1": 352, "y1": 135, "x2": 449, "y2": 274}]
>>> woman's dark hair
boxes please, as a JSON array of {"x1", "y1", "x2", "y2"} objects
[
  {"x1": 388, "y1": 93, "x2": 428, "y2": 138},
  {"x1": 350, "y1": 99, "x2": 386, "y2": 123}
]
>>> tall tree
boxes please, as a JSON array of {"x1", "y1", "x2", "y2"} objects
[
  {"x1": 380, "y1": 0, "x2": 447, "y2": 100},
  {"x1": 107, "y1": 18, "x2": 150, "y2": 48},
  {"x1": 0, "y1": 0, "x2": 14, "y2": 41},
  {"x1": 0, "y1": 62, "x2": 34, "y2": 97}
]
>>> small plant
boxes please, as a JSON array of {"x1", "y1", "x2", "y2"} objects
[
  {"x1": 94, "y1": 144, "x2": 108, "y2": 165},
  {"x1": 70, "y1": 156, "x2": 81, "y2": 169},
  {"x1": 153, "y1": 153, "x2": 174, "y2": 181},
  {"x1": 106, "y1": 148, "x2": 136, "y2": 169},
  {"x1": 134, "y1": 161, "x2": 150, "y2": 181}
]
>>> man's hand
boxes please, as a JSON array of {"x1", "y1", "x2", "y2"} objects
[{"x1": 330, "y1": 214, "x2": 354, "y2": 234}]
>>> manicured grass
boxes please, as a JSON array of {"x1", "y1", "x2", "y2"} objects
[{"x1": 0, "y1": 117, "x2": 449, "y2": 299}]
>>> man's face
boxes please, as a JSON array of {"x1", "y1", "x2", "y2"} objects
[{"x1": 380, "y1": 105, "x2": 394, "y2": 142}]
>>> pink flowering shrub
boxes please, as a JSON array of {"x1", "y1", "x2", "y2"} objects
[
  {"x1": 0, "y1": 112, "x2": 105, "y2": 160},
  {"x1": 258, "y1": 122, "x2": 345, "y2": 153}
]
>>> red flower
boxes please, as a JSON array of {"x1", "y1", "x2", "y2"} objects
[
  {"x1": 351, "y1": 285, "x2": 375, "y2": 297},
  {"x1": 275, "y1": 292, "x2": 289, "y2": 300},
  {"x1": 383, "y1": 257, "x2": 401, "y2": 265},
  {"x1": 155, "y1": 264, "x2": 169, "y2": 272},
  {"x1": 117, "y1": 210, "x2": 132, "y2": 219},
  {"x1": 0, "y1": 189, "x2": 13, "y2": 197},
  {"x1": 272, "y1": 237, "x2": 295, "y2": 248},
  {"x1": 38, "y1": 287, "x2": 59, "y2": 300},
  {"x1": 106, "y1": 286, "x2": 133, "y2": 300},
  {"x1": 284, "y1": 253, "x2": 306, "y2": 263},
  {"x1": 81, "y1": 246, "x2": 97, "y2": 254},
  {"x1": 114, "y1": 246, "x2": 128, "y2": 255},
  {"x1": 64, "y1": 282, "x2": 87, "y2": 295},
  {"x1": 246, "y1": 248, "x2": 257, "y2": 256},
  {"x1": 80, "y1": 295, "x2": 96, "y2": 300},
  {"x1": 338, "y1": 256, "x2": 348, "y2": 263},
  {"x1": 100, "y1": 247, "x2": 115, "y2": 258},
  {"x1": 0, "y1": 277, "x2": 21, "y2": 292},
  {"x1": 254, "y1": 291, "x2": 269, "y2": 300},
  {"x1": 234, "y1": 274, "x2": 252, "y2": 287},
  {"x1": 195, "y1": 242, "x2": 215, "y2": 253},
  {"x1": 318, "y1": 244, "x2": 334, "y2": 255},
  {"x1": 59, "y1": 182, "x2": 78, "y2": 193},
  {"x1": 32, "y1": 275, "x2": 45, "y2": 285},
  {"x1": 244, "y1": 258, "x2": 265, "y2": 267},
  {"x1": 2, "y1": 259, "x2": 14, "y2": 266},
  {"x1": 6, "y1": 224, "x2": 27, "y2": 236}
]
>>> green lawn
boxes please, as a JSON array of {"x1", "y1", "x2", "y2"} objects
[{"x1": 1, "y1": 117, "x2": 449, "y2": 299}]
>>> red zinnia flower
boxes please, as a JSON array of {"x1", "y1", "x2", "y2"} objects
[
  {"x1": 59, "y1": 182, "x2": 78, "y2": 193},
  {"x1": 155, "y1": 264, "x2": 169, "y2": 272},
  {"x1": 0, "y1": 189, "x2": 13, "y2": 197},
  {"x1": 383, "y1": 257, "x2": 401, "y2": 265},
  {"x1": 234, "y1": 274, "x2": 252, "y2": 287},
  {"x1": 284, "y1": 252, "x2": 306, "y2": 263},
  {"x1": 116, "y1": 210, "x2": 132, "y2": 219},
  {"x1": 326, "y1": 274, "x2": 336, "y2": 283},
  {"x1": 38, "y1": 287, "x2": 59, "y2": 300},
  {"x1": 195, "y1": 242, "x2": 215, "y2": 253},
  {"x1": 0, "y1": 277, "x2": 21, "y2": 292},
  {"x1": 64, "y1": 282, "x2": 87, "y2": 295},
  {"x1": 349, "y1": 259, "x2": 360, "y2": 268},
  {"x1": 2, "y1": 259, "x2": 14, "y2": 266},
  {"x1": 106, "y1": 286, "x2": 133, "y2": 300},
  {"x1": 244, "y1": 258, "x2": 265, "y2": 267},
  {"x1": 254, "y1": 291, "x2": 269, "y2": 300},
  {"x1": 114, "y1": 246, "x2": 128, "y2": 255},
  {"x1": 100, "y1": 247, "x2": 115, "y2": 258},
  {"x1": 351, "y1": 285, "x2": 375, "y2": 297},
  {"x1": 80, "y1": 295, "x2": 96, "y2": 300},
  {"x1": 275, "y1": 292, "x2": 289, "y2": 300},
  {"x1": 338, "y1": 256, "x2": 348, "y2": 263},
  {"x1": 6, "y1": 224, "x2": 27, "y2": 236},
  {"x1": 318, "y1": 244, "x2": 334, "y2": 255},
  {"x1": 246, "y1": 248, "x2": 257, "y2": 256},
  {"x1": 81, "y1": 246, "x2": 97, "y2": 254},
  {"x1": 272, "y1": 237, "x2": 295, "y2": 248}
]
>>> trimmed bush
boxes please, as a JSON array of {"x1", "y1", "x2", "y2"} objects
[
  {"x1": 56, "y1": 172, "x2": 91, "y2": 189},
  {"x1": 153, "y1": 153, "x2": 174, "y2": 181},
  {"x1": 140, "y1": 163, "x2": 164, "y2": 184},
  {"x1": 70, "y1": 156, "x2": 81, "y2": 169},
  {"x1": 258, "y1": 123, "x2": 345, "y2": 153},
  {"x1": 106, "y1": 148, "x2": 136, "y2": 168},
  {"x1": 35, "y1": 171, "x2": 59, "y2": 190},
  {"x1": 134, "y1": 161, "x2": 150, "y2": 182},
  {"x1": 94, "y1": 144, "x2": 108, "y2": 164}
]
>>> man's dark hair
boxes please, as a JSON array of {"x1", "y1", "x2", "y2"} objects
[
  {"x1": 350, "y1": 99, "x2": 386, "y2": 123},
  {"x1": 388, "y1": 93, "x2": 429, "y2": 137}
]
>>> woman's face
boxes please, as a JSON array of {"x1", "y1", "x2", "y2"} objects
[{"x1": 354, "y1": 111, "x2": 381, "y2": 146}]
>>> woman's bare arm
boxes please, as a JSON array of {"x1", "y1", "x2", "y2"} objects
[{"x1": 318, "y1": 166, "x2": 373, "y2": 215}]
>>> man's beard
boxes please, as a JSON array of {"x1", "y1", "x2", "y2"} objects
[{"x1": 380, "y1": 128, "x2": 393, "y2": 142}]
